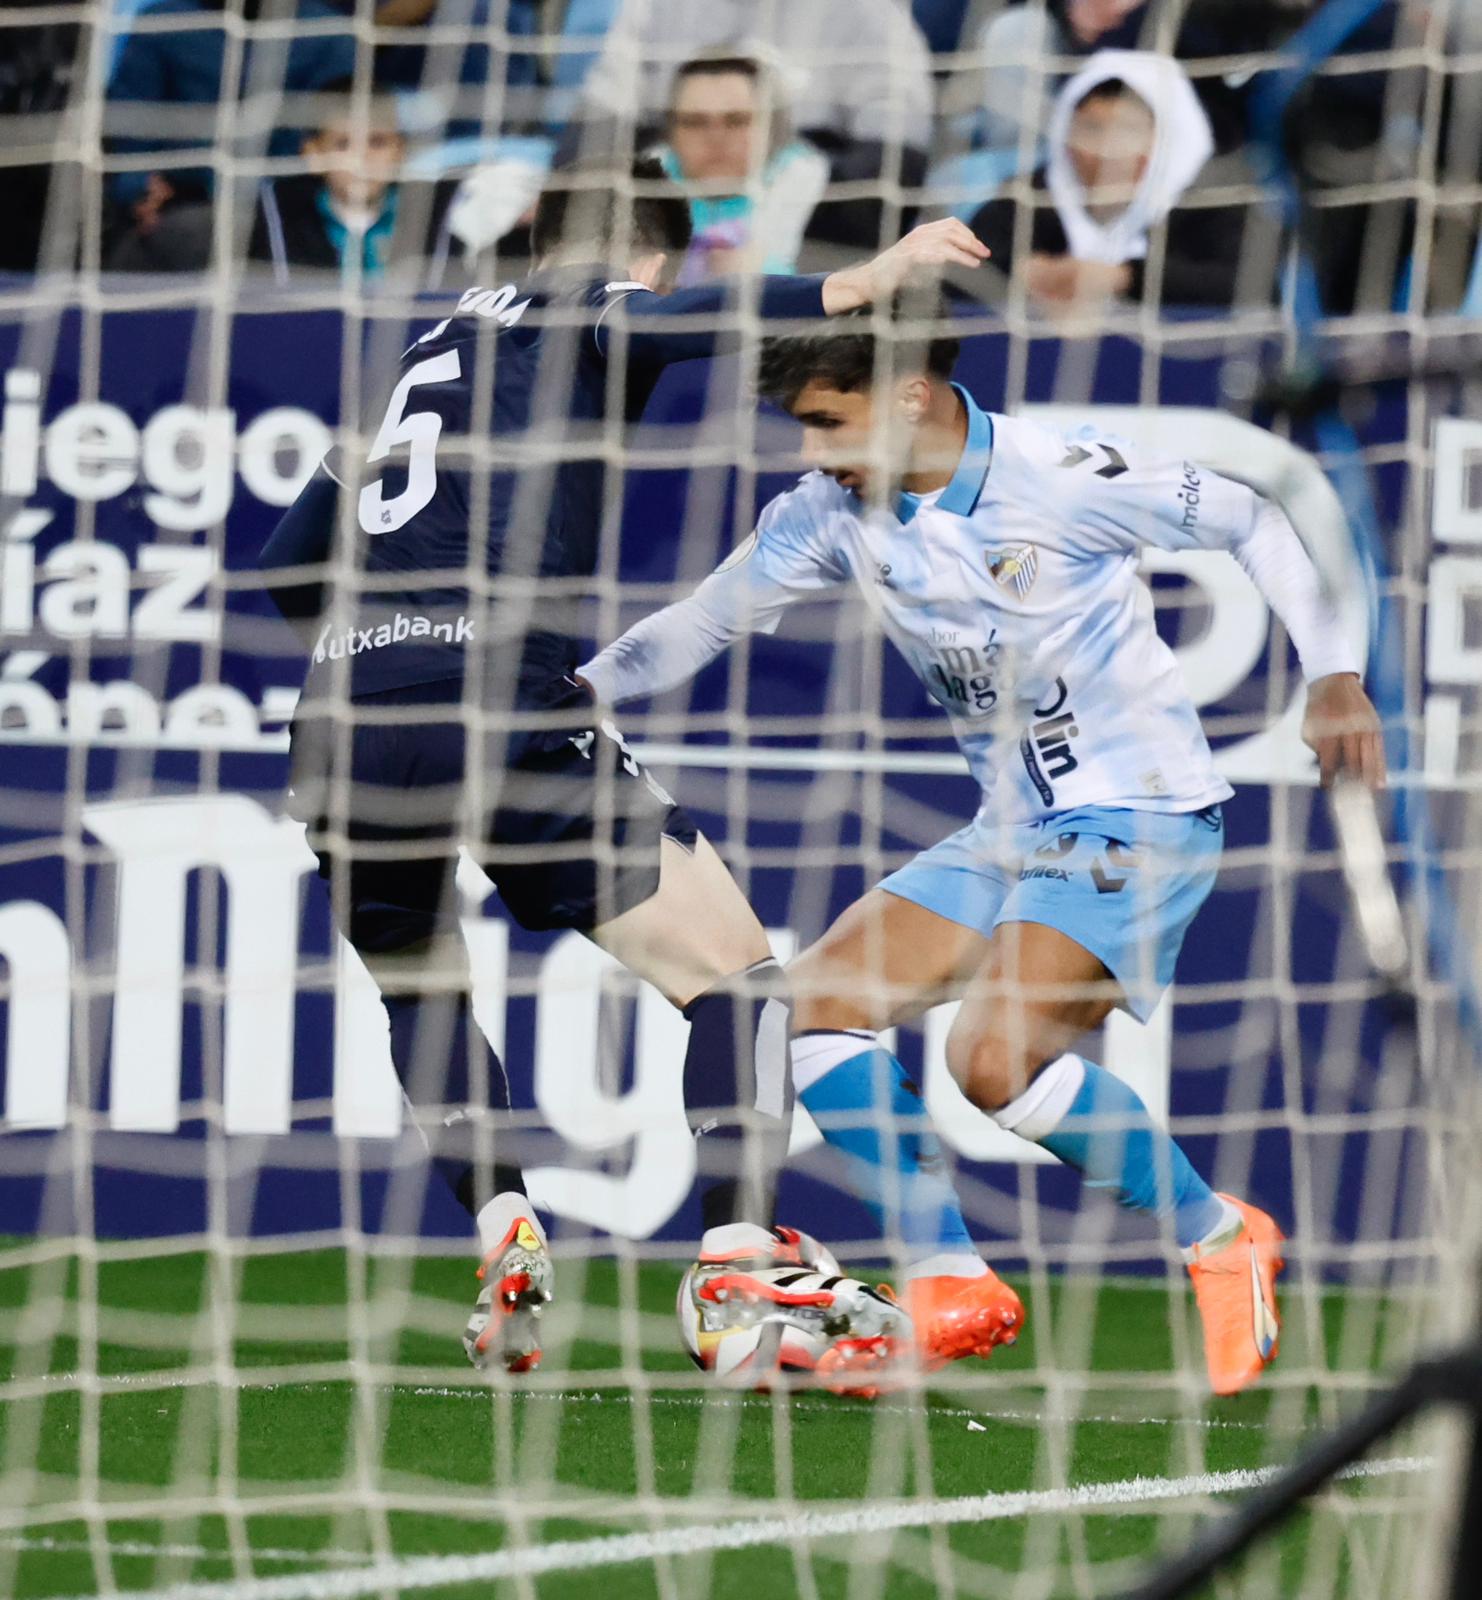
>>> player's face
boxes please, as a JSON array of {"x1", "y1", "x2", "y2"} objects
[
  {"x1": 307, "y1": 116, "x2": 407, "y2": 211},
  {"x1": 1066, "y1": 91, "x2": 1155, "y2": 212},
  {"x1": 790, "y1": 381, "x2": 897, "y2": 499},
  {"x1": 668, "y1": 72, "x2": 761, "y2": 183}
]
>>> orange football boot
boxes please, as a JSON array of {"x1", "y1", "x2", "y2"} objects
[
  {"x1": 903, "y1": 1268, "x2": 1025, "y2": 1369},
  {"x1": 1185, "y1": 1194, "x2": 1285, "y2": 1396}
]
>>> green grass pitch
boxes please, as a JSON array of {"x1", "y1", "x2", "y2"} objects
[{"x1": 0, "y1": 1240, "x2": 1431, "y2": 1599}]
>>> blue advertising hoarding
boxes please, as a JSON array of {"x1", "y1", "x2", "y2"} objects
[{"x1": 0, "y1": 296, "x2": 1464, "y2": 1270}]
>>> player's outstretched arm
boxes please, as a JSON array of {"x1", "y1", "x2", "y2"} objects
[
  {"x1": 1028, "y1": 421, "x2": 1384, "y2": 790},
  {"x1": 605, "y1": 221, "x2": 988, "y2": 370},
  {"x1": 579, "y1": 496, "x2": 844, "y2": 706},
  {"x1": 820, "y1": 218, "x2": 989, "y2": 313}
]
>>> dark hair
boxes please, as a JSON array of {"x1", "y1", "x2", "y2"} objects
[
  {"x1": 1073, "y1": 76, "x2": 1152, "y2": 115},
  {"x1": 530, "y1": 154, "x2": 692, "y2": 261},
  {"x1": 758, "y1": 307, "x2": 960, "y2": 411},
  {"x1": 672, "y1": 53, "x2": 760, "y2": 91},
  {"x1": 303, "y1": 75, "x2": 402, "y2": 137}
]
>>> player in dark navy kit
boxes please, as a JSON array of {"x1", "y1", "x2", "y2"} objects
[{"x1": 260, "y1": 158, "x2": 988, "y2": 1386}]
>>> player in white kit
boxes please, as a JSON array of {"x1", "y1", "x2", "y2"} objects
[{"x1": 579, "y1": 314, "x2": 1385, "y2": 1395}]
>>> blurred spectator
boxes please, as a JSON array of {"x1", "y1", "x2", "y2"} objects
[
  {"x1": 911, "y1": 0, "x2": 971, "y2": 54},
  {"x1": 371, "y1": 0, "x2": 542, "y2": 133},
  {"x1": 651, "y1": 52, "x2": 828, "y2": 282},
  {"x1": 968, "y1": 0, "x2": 1292, "y2": 156},
  {"x1": 0, "y1": 1, "x2": 86, "y2": 273},
  {"x1": 246, "y1": 81, "x2": 463, "y2": 284},
  {"x1": 967, "y1": 52, "x2": 1274, "y2": 312},
  {"x1": 562, "y1": 0, "x2": 934, "y2": 252},
  {"x1": 106, "y1": 0, "x2": 358, "y2": 235}
]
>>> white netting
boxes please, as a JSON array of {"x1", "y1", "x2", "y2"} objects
[{"x1": 1, "y1": 2, "x2": 1480, "y2": 1598}]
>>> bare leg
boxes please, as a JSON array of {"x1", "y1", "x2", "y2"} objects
[
  {"x1": 789, "y1": 888, "x2": 993, "y2": 1035},
  {"x1": 944, "y1": 920, "x2": 1117, "y2": 1112},
  {"x1": 591, "y1": 833, "x2": 771, "y2": 1006}
]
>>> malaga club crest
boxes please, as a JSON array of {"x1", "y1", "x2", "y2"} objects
[{"x1": 986, "y1": 544, "x2": 1038, "y2": 597}]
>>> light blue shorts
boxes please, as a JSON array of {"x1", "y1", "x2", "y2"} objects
[{"x1": 877, "y1": 804, "x2": 1225, "y2": 1022}]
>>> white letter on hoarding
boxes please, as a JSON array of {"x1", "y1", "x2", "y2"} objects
[
  {"x1": 1432, "y1": 418, "x2": 1482, "y2": 547},
  {"x1": 44, "y1": 402, "x2": 140, "y2": 501},
  {"x1": 84, "y1": 797, "x2": 313, "y2": 1134},
  {"x1": 1427, "y1": 556, "x2": 1482, "y2": 685},
  {"x1": 0, "y1": 902, "x2": 71, "y2": 1129},
  {"x1": 141, "y1": 405, "x2": 236, "y2": 531},
  {"x1": 38, "y1": 542, "x2": 130, "y2": 638},
  {"x1": 238, "y1": 408, "x2": 333, "y2": 507}
]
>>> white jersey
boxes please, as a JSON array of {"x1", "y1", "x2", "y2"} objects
[{"x1": 580, "y1": 389, "x2": 1359, "y2": 826}]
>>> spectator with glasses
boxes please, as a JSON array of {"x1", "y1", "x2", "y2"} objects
[{"x1": 652, "y1": 52, "x2": 828, "y2": 282}]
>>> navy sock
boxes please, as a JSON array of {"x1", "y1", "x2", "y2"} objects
[
  {"x1": 383, "y1": 990, "x2": 525, "y2": 1214},
  {"x1": 682, "y1": 960, "x2": 793, "y2": 1232}
]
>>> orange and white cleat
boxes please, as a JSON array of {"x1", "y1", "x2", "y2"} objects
[
  {"x1": 1184, "y1": 1193, "x2": 1285, "y2": 1396},
  {"x1": 463, "y1": 1214, "x2": 554, "y2": 1374},
  {"x1": 903, "y1": 1268, "x2": 1024, "y2": 1369}
]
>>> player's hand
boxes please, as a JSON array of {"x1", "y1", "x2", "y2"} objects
[
  {"x1": 1302, "y1": 672, "x2": 1386, "y2": 790},
  {"x1": 821, "y1": 220, "x2": 989, "y2": 314}
]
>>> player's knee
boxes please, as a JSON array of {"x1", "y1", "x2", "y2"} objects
[
  {"x1": 944, "y1": 1018, "x2": 1035, "y2": 1113},
  {"x1": 786, "y1": 948, "x2": 874, "y2": 1034}
]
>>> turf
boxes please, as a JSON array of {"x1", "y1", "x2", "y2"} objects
[{"x1": 0, "y1": 1241, "x2": 1435, "y2": 1600}]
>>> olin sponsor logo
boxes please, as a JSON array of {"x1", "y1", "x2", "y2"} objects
[{"x1": 1019, "y1": 677, "x2": 1081, "y2": 805}]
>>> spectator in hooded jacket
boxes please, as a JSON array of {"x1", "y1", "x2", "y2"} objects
[
  {"x1": 966, "y1": 51, "x2": 1276, "y2": 313},
  {"x1": 651, "y1": 52, "x2": 829, "y2": 283},
  {"x1": 968, "y1": 0, "x2": 1288, "y2": 157}
]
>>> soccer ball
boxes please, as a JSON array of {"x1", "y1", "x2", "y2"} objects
[{"x1": 677, "y1": 1260, "x2": 846, "y2": 1385}]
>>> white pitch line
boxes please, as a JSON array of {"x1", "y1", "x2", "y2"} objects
[
  {"x1": 3, "y1": 1537, "x2": 370, "y2": 1568},
  {"x1": 50, "y1": 1455, "x2": 1431, "y2": 1600},
  {"x1": 25, "y1": 1374, "x2": 1270, "y2": 1431},
  {"x1": 405, "y1": 1384, "x2": 1269, "y2": 1432}
]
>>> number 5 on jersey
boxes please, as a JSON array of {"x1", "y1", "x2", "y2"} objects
[{"x1": 358, "y1": 348, "x2": 461, "y2": 535}]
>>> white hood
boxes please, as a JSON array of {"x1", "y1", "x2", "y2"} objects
[{"x1": 1045, "y1": 49, "x2": 1215, "y2": 265}]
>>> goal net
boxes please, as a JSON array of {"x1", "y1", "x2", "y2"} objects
[{"x1": 1, "y1": 1, "x2": 1480, "y2": 1597}]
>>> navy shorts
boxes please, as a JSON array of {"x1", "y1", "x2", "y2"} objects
[{"x1": 287, "y1": 676, "x2": 697, "y2": 951}]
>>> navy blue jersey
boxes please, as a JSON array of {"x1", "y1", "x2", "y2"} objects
[{"x1": 260, "y1": 265, "x2": 827, "y2": 699}]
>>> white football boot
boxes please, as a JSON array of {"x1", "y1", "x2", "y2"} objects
[
  {"x1": 463, "y1": 1207, "x2": 554, "y2": 1374},
  {"x1": 680, "y1": 1222, "x2": 914, "y2": 1397}
]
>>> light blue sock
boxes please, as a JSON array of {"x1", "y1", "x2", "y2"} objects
[
  {"x1": 796, "y1": 1038, "x2": 978, "y2": 1264},
  {"x1": 1015, "y1": 1055, "x2": 1228, "y2": 1250}
]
